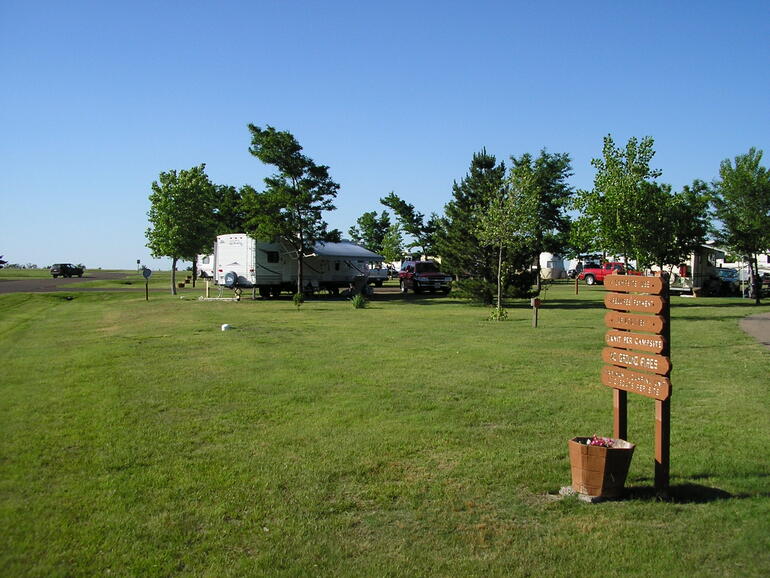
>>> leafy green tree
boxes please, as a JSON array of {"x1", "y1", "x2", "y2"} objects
[
  {"x1": 0, "y1": 255, "x2": 6, "y2": 269},
  {"x1": 436, "y1": 149, "x2": 507, "y2": 301},
  {"x1": 380, "y1": 222, "x2": 404, "y2": 264},
  {"x1": 508, "y1": 149, "x2": 573, "y2": 291},
  {"x1": 245, "y1": 124, "x2": 339, "y2": 294},
  {"x1": 146, "y1": 164, "x2": 217, "y2": 295},
  {"x1": 573, "y1": 135, "x2": 668, "y2": 263},
  {"x1": 631, "y1": 180, "x2": 710, "y2": 271},
  {"x1": 380, "y1": 192, "x2": 439, "y2": 256},
  {"x1": 348, "y1": 210, "x2": 391, "y2": 252},
  {"x1": 711, "y1": 147, "x2": 770, "y2": 304}
]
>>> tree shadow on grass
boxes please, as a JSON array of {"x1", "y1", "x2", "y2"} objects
[
  {"x1": 623, "y1": 472, "x2": 769, "y2": 503},
  {"x1": 623, "y1": 483, "x2": 733, "y2": 503}
]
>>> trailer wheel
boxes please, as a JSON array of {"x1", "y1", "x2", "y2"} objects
[{"x1": 259, "y1": 287, "x2": 271, "y2": 298}]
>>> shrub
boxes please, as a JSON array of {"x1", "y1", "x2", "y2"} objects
[
  {"x1": 487, "y1": 306, "x2": 508, "y2": 321},
  {"x1": 351, "y1": 293, "x2": 368, "y2": 309}
]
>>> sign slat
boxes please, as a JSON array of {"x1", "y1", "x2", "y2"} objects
[
  {"x1": 601, "y1": 365, "x2": 671, "y2": 400},
  {"x1": 604, "y1": 274, "x2": 664, "y2": 294},
  {"x1": 602, "y1": 347, "x2": 671, "y2": 375},
  {"x1": 605, "y1": 330, "x2": 665, "y2": 353},
  {"x1": 605, "y1": 292, "x2": 665, "y2": 314},
  {"x1": 604, "y1": 311, "x2": 665, "y2": 334}
]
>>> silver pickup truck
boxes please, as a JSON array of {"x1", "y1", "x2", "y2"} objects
[{"x1": 366, "y1": 266, "x2": 389, "y2": 287}]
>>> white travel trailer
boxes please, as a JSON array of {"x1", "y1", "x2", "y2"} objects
[
  {"x1": 196, "y1": 253, "x2": 215, "y2": 279},
  {"x1": 213, "y1": 233, "x2": 384, "y2": 297},
  {"x1": 539, "y1": 252, "x2": 567, "y2": 280}
]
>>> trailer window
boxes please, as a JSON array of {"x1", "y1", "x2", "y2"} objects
[
  {"x1": 335, "y1": 262, "x2": 340, "y2": 271},
  {"x1": 201, "y1": 256, "x2": 210, "y2": 264},
  {"x1": 266, "y1": 251, "x2": 279, "y2": 263}
]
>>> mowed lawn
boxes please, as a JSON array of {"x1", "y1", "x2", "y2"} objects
[{"x1": 1, "y1": 281, "x2": 769, "y2": 576}]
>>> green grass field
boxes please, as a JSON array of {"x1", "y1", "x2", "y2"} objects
[{"x1": 1, "y1": 281, "x2": 768, "y2": 576}]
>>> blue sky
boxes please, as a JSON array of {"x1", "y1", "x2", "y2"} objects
[{"x1": 1, "y1": 0, "x2": 768, "y2": 269}]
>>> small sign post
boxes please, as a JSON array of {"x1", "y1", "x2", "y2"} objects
[
  {"x1": 142, "y1": 267, "x2": 152, "y2": 301},
  {"x1": 531, "y1": 297, "x2": 541, "y2": 328},
  {"x1": 602, "y1": 273, "x2": 671, "y2": 495}
]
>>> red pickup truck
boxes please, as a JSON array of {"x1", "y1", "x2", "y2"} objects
[{"x1": 577, "y1": 262, "x2": 640, "y2": 285}]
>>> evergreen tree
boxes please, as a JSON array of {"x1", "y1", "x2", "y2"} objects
[
  {"x1": 380, "y1": 192, "x2": 438, "y2": 256},
  {"x1": 508, "y1": 149, "x2": 573, "y2": 290},
  {"x1": 244, "y1": 125, "x2": 339, "y2": 295},
  {"x1": 436, "y1": 150, "x2": 513, "y2": 303}
]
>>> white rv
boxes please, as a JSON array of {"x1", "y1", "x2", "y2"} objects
[
  {"x1": 196, "y1": 253, "x2": 215, "y2": 279},
  {"x1": 213, "y1": 233, "x2": 384, "y2": 297}
]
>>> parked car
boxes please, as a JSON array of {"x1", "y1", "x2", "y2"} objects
[
  {"x1": 577, "y1": 262, "x2": 640, "y2": 285},
  {"x1": 50, "y1": 263, "x2": 84, "y2": 278},
  {"x1": 703, "y1": 267, "x2": 741, "y2": 296},
  {"x1": 398, "y1": 260, "x2": 452, "y2": 294}
]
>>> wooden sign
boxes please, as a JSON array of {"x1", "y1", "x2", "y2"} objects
[
  {"x1": 604, "y1": 311, "x2": 665, "y2": 334},
  {"x1": 600, "y1": 273, "x2": 672, "y2": 494},
  {"x1": 604, "y1": 274, "x2": 664, "y2": 295},
  {"x1": 605, "y1": 292, "x2": 665, "y2": 314},
  {"x1": 602, "y1": 347, "x2": 671, "y2": 375},
  {"x1": 601, "y1": 365, "x2": 671, "y2": 401},
  {"x1": 605, "y1": 329, "x2": 665, "y2": 353}
]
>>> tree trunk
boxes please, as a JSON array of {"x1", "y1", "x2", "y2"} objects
[
  {"x1": 297, "y1": 253, "x2": 303, "y2": 295},
  {"x1": 752, "y1": 254, "x2": 761, "y2": 305},
  {"x1": 497, "y1": 244, "x2": 503, "y2": 311},
  {"x1": 192, "y1": 260, "x2": 197, "y2": 288},
  {"x1": 171, "y1": 257, "x2": 178, "y2": 295}
]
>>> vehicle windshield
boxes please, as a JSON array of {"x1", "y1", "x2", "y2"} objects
[{"x1": 415, "y1": 262, "x2": 440, "y2": 273}]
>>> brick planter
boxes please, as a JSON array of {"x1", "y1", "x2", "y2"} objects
[{"x1": 568, "y1": 437, "x2": 635, "y2": 498}]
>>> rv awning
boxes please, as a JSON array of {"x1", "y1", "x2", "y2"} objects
[{"x1": 310, "y1": 241, "x2": 385, "y2": 262}]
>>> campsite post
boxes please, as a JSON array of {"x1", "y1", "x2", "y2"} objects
[
  {"x1": 531, "y1": 297, "x2": 541, "y2": 328},
  {"x1": 142, "y1": 267, "x2": 152, "y2": 301}
]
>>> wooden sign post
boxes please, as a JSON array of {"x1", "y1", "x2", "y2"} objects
[{"x1": 603, "y1": 274, "x2": 670, "y2": 495}]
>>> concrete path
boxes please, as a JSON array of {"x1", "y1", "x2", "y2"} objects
[{"x1": 740, "y1": 313, "x2": 770, "y2": 350}]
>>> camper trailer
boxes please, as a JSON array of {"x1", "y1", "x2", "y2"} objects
[
  {"x1": 196, "y1": 253, "x2": 215, "y2": 279},
  {"x1": 213, "y1": 233, "x2": 384, "y2": 297}
]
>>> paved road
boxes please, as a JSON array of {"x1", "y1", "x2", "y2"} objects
[
  {"x1": 0, "y1": 271, "x2": 128, "y2": 293},
  {"x1": 740, "y1": 313, "x2": 770, "y2": 351}
]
